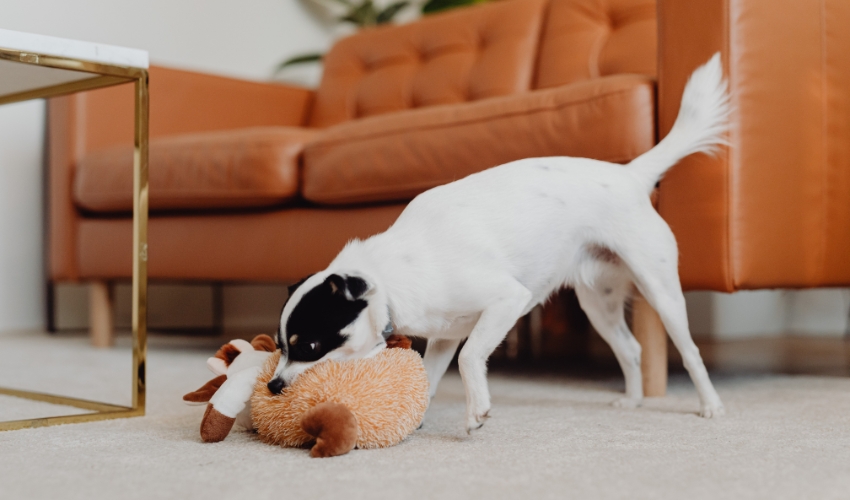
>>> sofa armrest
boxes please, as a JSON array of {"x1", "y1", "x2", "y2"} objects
[
  {"x1": 657, "y1": 0, "x2": 850, "y2": 291},
  {"x1": 47, "y1": 67, "x2": 315, "y2": 280}
]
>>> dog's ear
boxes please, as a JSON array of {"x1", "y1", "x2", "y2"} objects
[
  {"x1": 326, "y1": 274, "x2": 372, "y2": 300},
  {"x1": 287, "y1": 274, "x2": 315, "y2": 298}
]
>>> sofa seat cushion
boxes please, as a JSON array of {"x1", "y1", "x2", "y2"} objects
[
  {"x1": 74, "y1": 127, "x2": 318, "y2": 213},
  {"x1": 301, "y1": 74, "x2": 655, "y2": 205}
]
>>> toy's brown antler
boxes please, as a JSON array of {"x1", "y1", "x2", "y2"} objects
[
  {"x1": 251, "y1": 334, "x2": 276, "y2": 352},
  {"x1": 183, "y1": 375, "x2": 227, "y2": 403},
  {"x1": 185, "y1": 334, "x2": 278, "y2": 443},
  {"x1": 301, "y1": 402, "x2": 359, "y2": 458},
  {"x1": 187, "y1": 334, "x2": 278, "y2": 403}
]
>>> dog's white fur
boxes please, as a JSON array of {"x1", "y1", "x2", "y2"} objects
[{"x1": 277, "y1": 54, "x2": 730, "y2": 431}]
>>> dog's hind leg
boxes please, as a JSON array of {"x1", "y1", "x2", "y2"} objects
[
  {"x1": 423, "y1": 338, "x2": 461, "y2": 398},
  {"x1": 458, "y1": 279, "x2": 533, "y2": 433},
  {"x1": 619, "y1": 213, "x2": 724, "y2": 418},
  {"x1": 575, "y1": 262, "x2": 643, "y2": 408}
]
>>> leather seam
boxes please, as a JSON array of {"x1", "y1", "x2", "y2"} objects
[
  {"x1": 723, "y1": 0, "x2": 734, "y2": 291},
  {"x1": 79, "y1": 191, "x2": 298, "y2": 200},
  {"x1": 818, "y1": 0, "x2": 828, "y2": 283},
  {"x1": 306, "y1": 153, "x2": 639, "y2": 204},
  {"x1": 76, "y1": 192, "x2": 299, "y2": 212},
  {"x1": 305, "y1": 81, "x2": 653, "y2": 153}
]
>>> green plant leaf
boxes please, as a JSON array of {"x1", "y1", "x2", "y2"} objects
[
  {"x1": 275, "y1": 53, "x2": 324, "y2": 73},
  {"x1": 422, "y1": 0, "x2": 484, "y2": 14},
  {"x1": 376, "y1": 1, "x2": 410, "y2": 24},
  {"x1": 340, "y1": 0, "x2": 379, "y2": 26}
]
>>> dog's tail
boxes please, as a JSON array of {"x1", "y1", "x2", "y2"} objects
[{"x1": 628, "y1": 52, "x2": 730, "y2": 193}]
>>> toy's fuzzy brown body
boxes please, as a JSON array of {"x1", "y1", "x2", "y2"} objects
[
  {"x1": 184, "y1": 334, "x2": 429, "y2": 457},
  {"x1": 252, "y1": 347, "x2": 429, "y2": 451}
]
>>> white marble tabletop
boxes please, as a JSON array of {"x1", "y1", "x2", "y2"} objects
[
  {"x1": 0, "y1": 29, "x2": 148, "y2": 100},
  {"x1": 0, "y1": 29, "x2": 148, "y2": 69}
]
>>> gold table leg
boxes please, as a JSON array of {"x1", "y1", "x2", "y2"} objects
[
  {"x1": 131, "y1": 71, "x2": 149, "y2": 414},
  {"x1": 0, "y1": 52, "x2": 149, "y2": 430}
]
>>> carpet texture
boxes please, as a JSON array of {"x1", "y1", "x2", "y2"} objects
[{"x1": 1, "y1": 331, "x2": 849, "y2": 500}]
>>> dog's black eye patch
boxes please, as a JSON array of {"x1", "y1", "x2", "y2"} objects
[
  {"x1": 327, "y1": 274, "x2": 370, "y2": 300},
  {"x1": 289, "y1": 340, "x2": 325, "y2": 362},
  {"x1": 286, "y1": 274, "x2": 368, "y2": 363},
  {"x1": 345, "y1": 276, "x2": 369, "y2": 299}
]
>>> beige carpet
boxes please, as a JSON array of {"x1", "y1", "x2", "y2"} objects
[{"x1": 1, "y1": 331, "x2": 849, "y2": 500}]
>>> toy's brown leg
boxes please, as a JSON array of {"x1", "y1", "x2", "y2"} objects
[
  {"x1": 200, "y1": 404, "x2": 236, "y2": 443},
  {"x1": 301, "y1": 402, "x2": 358, "y2": 458}
]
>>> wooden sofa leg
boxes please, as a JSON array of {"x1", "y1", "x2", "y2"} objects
[
  {"x1": 632, "y1": 291, "x2": 667, "y2": 397},
  {"x1": 90, "y1": 281, "x2": 114, "y2": 348}
]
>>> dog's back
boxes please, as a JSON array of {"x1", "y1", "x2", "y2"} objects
[{"x1": 372, "y1": 53, "x2": 729, "y2": 301}]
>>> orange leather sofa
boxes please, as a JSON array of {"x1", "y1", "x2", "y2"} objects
[{"x1": 48, "y1": 0, "x2": 850, "y2": 392}]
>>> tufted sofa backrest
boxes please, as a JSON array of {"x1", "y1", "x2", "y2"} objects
[
  {"x1": 534, "y1": 0, "x2": 656, "y2": 89},
  {"x1": 308, "y1": 0, "x2": 657, "y2": 128},
  {"x1": 308, "y1": 0, "x2": 548, "y2": 128}
]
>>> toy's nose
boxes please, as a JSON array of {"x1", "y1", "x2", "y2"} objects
[{"x1": 267, "y1": 377, "x2": 286, "y2": 395}]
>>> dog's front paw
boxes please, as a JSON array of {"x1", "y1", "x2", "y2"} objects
[
  {"x1": 612, "y1": 397, "x2": 642, "y2": 409},
  {"x1": 699, "y1": 403, "x2": 725, "y2": 418},
  {"x1": 466, "y1": 410, "x2": 490, "y2": 434}
]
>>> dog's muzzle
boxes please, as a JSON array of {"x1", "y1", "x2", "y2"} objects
[{"x1": 267, "y1": 377, "x2": 286, "y2": 395}]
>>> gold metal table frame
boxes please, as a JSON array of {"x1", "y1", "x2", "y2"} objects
[{"x1": 0, "y1": 46, "x2": 148, "y2": 431}]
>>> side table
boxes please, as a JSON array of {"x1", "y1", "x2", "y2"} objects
[{"x1": 0, "y1": 29, "x2": 148, "y2": 430}]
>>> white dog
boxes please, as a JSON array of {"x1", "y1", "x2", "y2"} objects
[{"x1": 268, "y1": 54, "x2": 729, "y2": 432}]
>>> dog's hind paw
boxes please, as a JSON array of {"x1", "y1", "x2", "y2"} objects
[
  {"x1": 466, "y1": 410, "x2": 490, "y2": 434},
  {"x1": 612, "y1": 397, "x2": 642, "y2": 409},
  {"x1": 699, "y1": 403, "x2": 725, "y2": 418}
]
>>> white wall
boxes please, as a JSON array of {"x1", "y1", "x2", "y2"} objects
[
  {"x1": 0, "y1": 100, "x2": 45, "y2": 331},
  {"x1": 0, "y1": 0, "x2": 332, "y2": 331},
  {"x1": 686, "y1": 290, "x2": 850, "y2": 339},
  {"x1": 2, "y1": 0, "x2": 332, "y2": 81}
]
